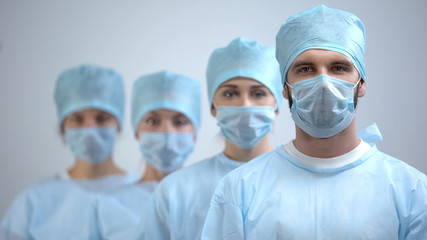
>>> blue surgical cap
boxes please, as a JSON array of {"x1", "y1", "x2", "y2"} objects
[
  {"x1": 276, "y1": 5, "x2": 366, "y2": 85},
  {"x1": 131, "y1": 70, "x2": 201, "y2": 134},
  {"x1": 206, "y1": 37, "x2": 283, "y2": 111},
  {"x1": 54, "y1": 64, "x2": 125, "y2": 126}
]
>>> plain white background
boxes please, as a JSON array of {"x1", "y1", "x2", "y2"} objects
[{"x1": 1, "y1": 0, "x2": 426, "y2": 217}]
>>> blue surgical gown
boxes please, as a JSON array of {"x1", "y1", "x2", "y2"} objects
[
  {"x1": 133, "y1": 153, "x2": 245, "y2": 240},
  {"x1": 202, "y1": 144, "x2": 427, "y2": 240},
  {"x1": 97, "y1": 181, "x2": 157, "y2": 240},
  {"x1": 0, "y1": 174, "x2": 138, "y2": 240}
]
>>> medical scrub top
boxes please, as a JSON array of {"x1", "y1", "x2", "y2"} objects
[
  {"x1": 133, "y1": 153, "x2": 245, "y2": 240},
  {"x1": 97, "y1": 181, "x2": 157, "y2": 240},
  {"x1": 0, "y1": 173, "x2": 138, "y2": 240},
  {"x1": 202, "y1": 143, "x2": 427, "y2": 240}
]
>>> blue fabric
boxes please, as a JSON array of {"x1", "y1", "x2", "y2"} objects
[
  {"x1": 202, "y1": 145, "x2": 427, "y2": 240},
  {"x1": 133, "y1": 153, "x2": 245, "y2": 240},
  {"x1": 71, "y1": 174, "x2": 139, "y2": 193},
  {"x1": 216, "y1": 106, "x2": 276, "y2": 149},
  {"x1": 97, "y1": 182, "x2": 157, "y2": 240},
  {"x1": 0, "y1": 175, "x2": 138, "y2": 240},
  {"x1": 276, "y1": 5, "x2": 366, "y2": 84},
  {"x1": 289, "y1": 75, "x2": 357, "y2": 138},
  {"x1": 357, "y1": 123, "x2": 383, "y2": 142},
  {"x1": 206, "y1": 37, "x2": 283, "y2": 110},
  {"x1": 131, "y1": 70, "x2": 201, "y2": 133},
  {"x1": 54, "y1": 64, "x2": 125, "y2": 126},
  {"x1": 65, "y1": 127, "x2": 116, "y2": 164},
  {"x1": 139, "y1": 133, "x2": 194, "y2": 173},
  {"x1": 0, "y1": 179, "x2": 101, "y2": 240}
]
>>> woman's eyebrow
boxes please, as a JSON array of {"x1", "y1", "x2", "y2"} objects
[
  {"x1": 217, "y1": 84, "x2": 238, "y2": 89},
  {"x1": 250, "y1": 85, "x2": 267, "y2": 89},
  {"x1": 145, "y1": 112, "x2": 160, "y2": 117}
]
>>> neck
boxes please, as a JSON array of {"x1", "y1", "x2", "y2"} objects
[
  {"x1": 68, "y1": 156, "x2": 125, "y2": 179},
  {"x1": 139, "y1": 164, "x2": 168, "y2": 183},
  {"x1": 223, "y1": 134, "x2": 274, "y2": 162},
  {"x1": 293, "y1": 119, "x2": 360, "y2": 158}
]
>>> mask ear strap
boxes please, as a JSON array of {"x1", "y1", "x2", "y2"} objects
[
  {"x1": 212, "y1": 102, "x2": 218, "y2": 109},
  {"x1": 273, "y1": 103, "x2": 279, "y2": 112},
  {"x1": 353, "y1": 78, "x2": 362, "y2": 89},
  {"x1": 285, "y1": 82, "x2": 293, "y2": 109}
]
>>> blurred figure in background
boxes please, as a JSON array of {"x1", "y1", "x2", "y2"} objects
[
  {"x1": 96, "y1": 70, "x2": 201, "y2": 239},
  {"x1": 133, "y1": 36, "x2": 283, "y2": 240},
  {"x1": 1, "y1": 64, "x2": 135, "y2": 239}
]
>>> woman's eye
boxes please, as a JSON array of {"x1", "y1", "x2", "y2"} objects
[
  {"x1": 253, "y1": 91, "x2": 267, "y2": 98},
  {"x1": 97, "y1": 115, "x2": 113, "y2": 123},
  {"x1": 223, "y1": 91, "x2": 237, "y2": 98},
  {"x1": 145, "y1": 117, "x2": 159, "y2": 126},
  {"x1": 174, "y1": 117, "x2": 190, "y2": 127},
  {"x1": 68, "y1": 116, "x2": 82, "y2": 123}
]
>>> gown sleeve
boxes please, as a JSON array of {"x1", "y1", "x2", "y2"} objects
[
  {"x1": 404, "y1": 174, "x2": 427, "y2": 240},
  {"x1": 0, "y1": 190, "x2": 32, "y2": 240},
  {"x1": 202, "y1": 178, "x2": 245, "y2": 240}
]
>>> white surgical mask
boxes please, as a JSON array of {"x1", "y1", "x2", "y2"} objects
[
  {"x1": 65, "y1": 127, "x2": 116, "y2": 164},
  {"x1": 139, "y1": 132, "x2": 194, "y2": 173},
  {"x1": 216, "y1": 106, "x2": 276, "y2": 149},
  {"x1": 288, "y1": 74, "x2": 360, "y2": 138}
]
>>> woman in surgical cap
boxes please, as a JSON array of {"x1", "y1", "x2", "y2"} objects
[
  {"x1": 96, "y1": 70, "x2": 201, "y2": 239},
  {"x1": 0, "y1": 64, "x2": 135, "y2": 239},
  {"x1": 133, "y1": 36, "x2": 283, "y2": 240}
]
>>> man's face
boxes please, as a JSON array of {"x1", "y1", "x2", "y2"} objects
[{"x1": 283, "y1": 49, "x2": 365, "y2": 103}]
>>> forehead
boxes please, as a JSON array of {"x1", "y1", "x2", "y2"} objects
[
  {"x1": 143, "y1": 109, "x2": 186, "y2": 118},
  {"x1": 68, "y1": 108, "x2": 112, "y2": 117},
  {"x1": 292, "y1": 49, "x2": 354, "y2": 66},
  {"x1": 218, "y1": 77, "x2": 265, "y2": 89}
]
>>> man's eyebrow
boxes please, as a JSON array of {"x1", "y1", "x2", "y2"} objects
[
  {"x1": 290, "y1": 61, "x2": 314, "y2": 69},
  {"x1": 331, "y1": 60, "x2": 353, "y2": 67}
]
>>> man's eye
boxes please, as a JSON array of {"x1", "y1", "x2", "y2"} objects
[
  {"x1": 334, "y1": 66, "x2": 344, "y2": 71},
  {"x1": 298, "y1": 67, "x2": 311, "y2": 73}
]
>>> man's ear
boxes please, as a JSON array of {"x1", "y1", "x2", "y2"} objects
[
  {"x1": 282, "y1": 88, "x2": 289, "y2": 99},
  {"x1": 358, "y1": 79, "x2": 366, "y2": 98}
]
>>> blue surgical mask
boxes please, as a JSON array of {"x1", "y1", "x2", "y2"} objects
[
  {"x1": 216, "y1": 106, "x2": 276, "y2": 149},
  {"x1": 139, "y1": 132, "x2": 194, "y2": 173},
  {"x1": 65, "y1": 127, "x2": 116, "y2": 164},
  {"x1": 288, "y1": 74, "x2": 360, "y2": 138}
]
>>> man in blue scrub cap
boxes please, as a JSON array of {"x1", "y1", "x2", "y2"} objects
[
  {"x1": 133, "y1": 36, "x2": 283, "y2": 240},
  {"x1": 202, "y1": 5, "x2": 427, "y2": 240}
]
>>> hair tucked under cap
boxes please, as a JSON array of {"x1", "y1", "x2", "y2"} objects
[
  {"x1": 54, "y1": 64, "x2": 125, "y2": 126},
  {"x1": 206, "y1": 36, "x2": 283, "y2": 111},
  {"x1": 131, "y1": 70, "x2": 201, "y2": 134},
  {"x1": 276, "y1": 5, "x2": 366, "y2": 85}
]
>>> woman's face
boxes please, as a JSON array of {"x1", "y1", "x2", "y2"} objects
[
  {"x1": 62, "y1": 108, "x2": 118, "y2": 132},
  {"x1": 211, "y1": 77, "x2": 277, "y2": 116},
  {"x1": 136, "y1": 109, "x2": 195, "y2": 138}
]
